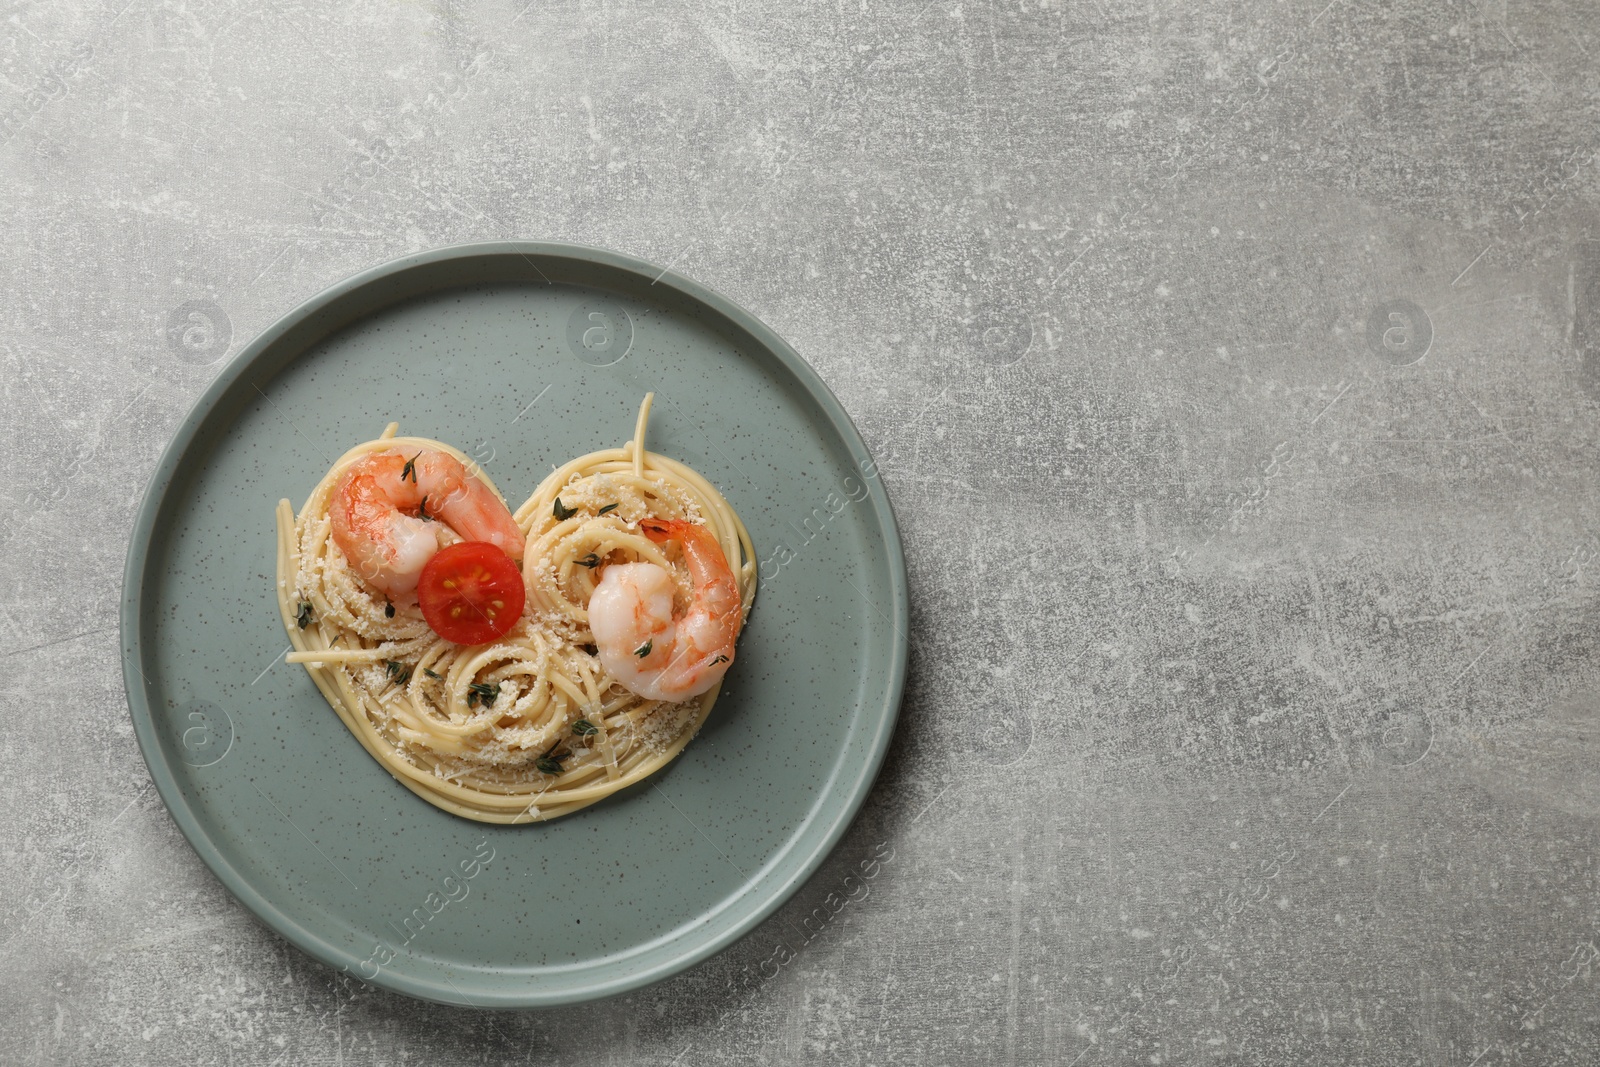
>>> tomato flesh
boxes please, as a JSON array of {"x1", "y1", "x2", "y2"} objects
[{"x1": 417, "y1": 542, "x2": 526, "y2": 645}]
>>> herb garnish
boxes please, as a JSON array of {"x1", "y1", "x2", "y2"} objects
[
  {"x1": 634, "y1": 639, "x2": 652, "y2": 658},
  {"x1": 535, "y1": 741, "x2": 567, "y2": 775},
  {"x1": 384, "y1": 601, "x2": 395, "y2": 619},
  {"x1": 417, "y1": 495, "x2": 433, "y2": 521},
  {"x1": 572, "y1": 719, "x2": 599, "y2": 737},
  {"x1": 597, "y1": 503, "x2": 619, "y2": 516},
  {"x1": 422, "y1": 667, "x2": 442, "y2": 680},
  {"x1": 575, "y1": 552, "x2": 600, "y2": 568},
  {"x1": 383, "y1": 659, "x2": 412, "y2": 686},
  {"x1": 296, "y1": 601, "x2": 314, "y2": 629},
  {"x1": 400, "y1": 452, "x2": 421, "y2": 483},
  {"x1": 467, "y1": 681, "x2": 499, "y2": 708},
  {"x1": 710, "y1": 654, "x2": 729, "y2": 665},
  {"x1": 552, "y1": 497, "x2": 578, "y2": 521}
]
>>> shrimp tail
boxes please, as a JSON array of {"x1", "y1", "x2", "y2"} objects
[{"x1": 640, "y1": 519, "x2": 739, "y2": 614}]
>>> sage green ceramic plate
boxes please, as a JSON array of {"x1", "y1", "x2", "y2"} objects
[{"x1": 121, "y1": 242, "x2": 907, "y2": 1007}]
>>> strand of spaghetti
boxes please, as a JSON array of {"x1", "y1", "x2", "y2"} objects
[{"x1": 632, "y1": 391, "x2": 653, "y2": 478}]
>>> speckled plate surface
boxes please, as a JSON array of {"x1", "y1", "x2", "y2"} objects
[{"x1": 120, "y1": 242, "x2": 908, "y2": 1007}]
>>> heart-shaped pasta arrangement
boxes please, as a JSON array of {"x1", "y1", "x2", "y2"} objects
[{"x1": 275, "y1": 395, "x2": 756, "y2": 823}]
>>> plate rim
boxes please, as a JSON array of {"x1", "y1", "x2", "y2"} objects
[{"x1": 119, "y1": 240, "x2": 910, "y2": 1007}]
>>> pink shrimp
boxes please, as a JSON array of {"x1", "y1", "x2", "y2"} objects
[
  {"x1": 330, "y1": 449, "x2": 524, "y2": 597},
  {"x1": 588, "y1": 518, "x2": 743, "y2": 702}
]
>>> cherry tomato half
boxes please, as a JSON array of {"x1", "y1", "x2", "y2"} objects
[{"x1": 417, "y1": 542, "x2": 526, "y2": 645}]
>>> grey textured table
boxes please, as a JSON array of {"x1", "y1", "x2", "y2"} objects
[{"x1": 5, "y1": 0, "x2": 1599, "y2": 1062}]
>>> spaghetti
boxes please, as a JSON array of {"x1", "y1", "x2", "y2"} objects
[{"x1": 274, "y1": 395, "x2": 756, "y2": 823}]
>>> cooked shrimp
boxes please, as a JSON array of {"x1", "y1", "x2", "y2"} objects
[
  {"x1": 330, "y1": 450, "x2": 524, "y2": 597},
  {"x1": 588, "y1": 518, "x2": 743, "y2": 702}
]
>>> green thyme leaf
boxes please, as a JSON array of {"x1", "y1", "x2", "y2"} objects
[
  {"x1": 575, "y1": 552, "x2": 600, "y2": 569},
  {"x1": 296, "y1": 601, "x2": 314, "y2": 629},
  {"x1": 634, "y1": 639, "x2": 652, "y2": 658},
  {"x1": 710, "y1": 654, "x2": 729, "y2": 665},
  {"x1": 422, "y1": 667, "x2": 442, "y2": 680},
  {"x1": 383, "y1": 659, "x2": 412, "y2": 686},
  {"x1": 417, "y1": 495, "x2": 433, "y2": 522},
  {"x1": 401, "y1": 452, "x2": 421, "y2": 483},
  {"x1": 384, "y1": 601, "x2": 395, "y2": 619},
  {"x1": 535, "y1": 740, "x2": 568, "y2": 775},
  {"x1": 467, "y1": 681, "x2": 499, "y2": 708},
  {"x1": 597, "y1": 503, "x2": 619, "y2": 516},
  {"x1": 552, "y1": 497, "x2": 578, "y2": 521},
  {"x1": 572, "y1": 719, "x2": 599, "y2": 737}
]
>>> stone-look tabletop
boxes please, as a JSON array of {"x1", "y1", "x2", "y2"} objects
[{"x1": 4, "y1": 0, "x2": 1599, "y2": 1063}]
